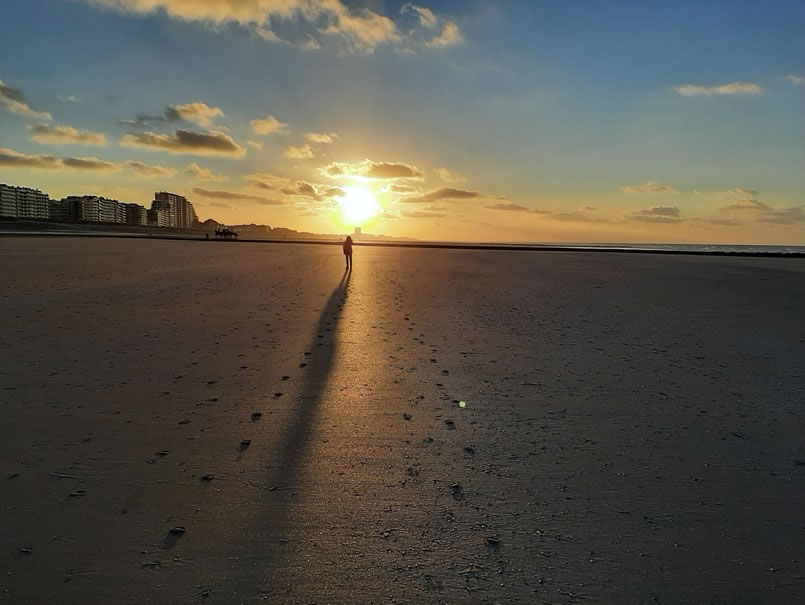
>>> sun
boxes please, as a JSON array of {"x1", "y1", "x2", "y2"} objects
[{"x1": 338, "y1": 186, "x2": 380, "y2": 226}]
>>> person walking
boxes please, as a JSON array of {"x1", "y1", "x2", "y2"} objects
[{"x1": 343, "y1": 235, "x2": 353, "y2": 271}]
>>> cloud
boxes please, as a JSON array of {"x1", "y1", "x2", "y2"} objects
[
  {"x1": 302, "y1": 35, "x2": 321, "y2": 51},
  {"x1": 184, "y1": 162, "x2": 229, "y2": 181},
  {"x1": 0, "y1": 79, "x2": 52, "y2": 120},
  {"x1": 549, "y1": 211, "x2": 610, "y2": 223},
  {"x1": 254, "y1": 26, "x2": 283, "y2": 42},
  {"x1": 322, "y1": 8, "x2": 400, "y2": 54},
  {"x1": 120, "y1": 129, "x2": 246, "y2": 157},
  {"x1": 485, "y1": 202, "x2": 549, "y2": 214},
  {"x1": 426, "y1": 21, "x2": 461, "y2": 48},
  {"x1": 629, "y1": 206, "x2": 682, "y2": 223},
  {"x1": 674, "y1": 82, "x2": 763, "y2": 96},
  {"x1": 165, "y1": 101, "x2": 223, "y2": 127},
  {"x1": 717, "y1": 196, "x2": 804, "y2": 225},
  {"x1": 756, "y1": 206, "x2": 804, "y2": 225},
  {"x1": 720, "y1": 187, "x2": 758, "y2": 198},
  {"x1": 29, "y1": 124, "x2": 107, "y2": 145},
  {"x1": 0, "y1": 146, "x2": 174, "y2": 176},
  {"x1": 208, "y1": 201, "x2": 231, "y2": 208},
  {"x1": 306, "y1": 132, "x2": 337, "y2": 144},
  {"x1": 785, "y1": 75, "x2": 805, "y2": 85},
  {"x1": 385, "y1": 184, "x2": 419, "y2": 193},
  {"x1": 192, "y1": 187, "x2": 282, "y2": 204},
  {"x1": 322, "y1": 159, "x2": 424, "y2": 180},
  {"x1": 86, "y1": 0, "x2": 452, "y2": 54},
  {"x1": 485, "y1": 203, "x2": 608, "y2": 223},
  {"x1": 122, "y1": 101, "x2": 223, "y2": 127},
  {"x1": 435, "y1": 167, "x2": 464, "y2": 183},
  {"x1": 124, "y1": 160, "x2": 176, "y2": 177},
  {"x1": 246, "y1": 140, "x2": 264, "y2": 150},
  {"x1": 250, "y1": 114, "x2": 288, "y2": 135},
  {"x1": 403, "y1": 4, "x2": 438, "y2": 28},
  {"x1": 403, "y1": 187, "x2": 483, "y2": 203},
  {"x1": 720, "y1": 198, "x2": 767, "y2": 212},
  {"x1": 691, "y1": 217, "x2": 741, "y2": 226},
  {"x1": 401, "y1": 209, "x2": 446, "y2": 218},
  {"x1": 283, "y1": 144, "x2": 314, "y2": 159},
  {"x1": 59, "y1": 95, "x2": 81, "y2": 103},
  {"x1": 621, "y1": 181, "x2": 677, "y2": 193}
]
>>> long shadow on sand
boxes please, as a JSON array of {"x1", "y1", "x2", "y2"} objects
[
  {"x1": 268, "y1": 268, "x2": 350, "y2": 489},
  {"x1": 225, "y1": 269, "x2": 351, "y2": 596}
]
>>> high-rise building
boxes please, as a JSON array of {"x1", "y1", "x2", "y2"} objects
[
  {"x1": 62, "y1": 195, "x2": 127, "y2": 224},
  {"x1": 49, "y1": 199, "x2": 70, "y2": 221},
  {"x1": 0, "y1": 183, "x2": 51, "y2": 219},
  {"x1": 147, "y1": 207, "x2": 171, "y2": 227},
  {"x1": 125, "y1": 203, "x2": 148, "y2": 225},
  {"x1": 151, "y1": 191, "x2": 197, "y2": 229},
  {"x1": 354, "y1": 226, "x2": 362, "y2": 238}
]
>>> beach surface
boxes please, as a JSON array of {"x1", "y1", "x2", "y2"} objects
[{"x1": 1, "y1": 237, "x2": 803, "y2": 603}]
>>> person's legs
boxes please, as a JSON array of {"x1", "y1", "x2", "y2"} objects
[
  {"x1": 347, "y1": 252, "x2": 352, "y2": 269},
  {"x1": 345, "y1": 253, "x2": 349, "y2": 269}
]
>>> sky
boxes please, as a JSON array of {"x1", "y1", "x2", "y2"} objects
[{"x1": 0, "y1": 0, "x2": 803, "y2": 244}]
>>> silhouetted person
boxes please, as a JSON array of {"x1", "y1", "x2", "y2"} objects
[{"x1": 343, "y1": 235, "x2": 353, "y2": 270}]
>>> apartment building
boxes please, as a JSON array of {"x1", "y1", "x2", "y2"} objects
[
  {"x1": 151, "y1": 191, "x2": 198, "y2": 229},
  {"x1": 0, "y1": 183, "x2": 51, "y2": 219}
]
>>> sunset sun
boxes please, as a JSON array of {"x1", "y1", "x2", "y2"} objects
[{"x1": 339, "y1": 186, "x2": 380, "y2": 226}]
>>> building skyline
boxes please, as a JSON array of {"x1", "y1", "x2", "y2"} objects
[{"x1": 1, "y1": 182, "x2": 199, "y2": 230}]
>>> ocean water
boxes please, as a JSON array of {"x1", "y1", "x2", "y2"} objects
[{"x1": 553, "y1": 243, "x2": 805, "y2": 255}]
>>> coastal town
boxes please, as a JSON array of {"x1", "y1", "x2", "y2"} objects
[{"x1": 1, "y1": 181, "x2": 201, "y2": 230}]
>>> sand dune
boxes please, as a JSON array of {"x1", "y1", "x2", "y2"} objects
[{"x1": 1, "y1": 237, "x2": 803, "y2": 603}]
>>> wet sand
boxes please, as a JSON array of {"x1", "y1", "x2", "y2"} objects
[{"x1": 1, "y1": 237, "x2": 803, "y2": 603}]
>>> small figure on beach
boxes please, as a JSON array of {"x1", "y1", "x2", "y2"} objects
[{"x1": 343, "y1": 235, "x2": 353, "y2": 270}]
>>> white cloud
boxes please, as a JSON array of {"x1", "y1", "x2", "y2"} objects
[
  {"x1": 29, "y1": 124, "x2": 107, "y2": 146},
  {"x1": 283, "y1": 144, "x2": 314, "y2": 159},
  {"x1": 785, "y1": 75, "x2": 805, "y2": 85},
  {"x1": 246, "y1": 140, "x2": 264, "y2": 150},
  {"x1": 674, "y1": 82, "x2": 763, "y2": 96},
  {"x1": 0, "y1": 79, "x2": 53, "y2": 120},
  {"x1": 59, "y1": 95, "x2": 81, "y2": 103},
  {"x1": 250, "y1": 114, "x2": 288, "y2": 135}
]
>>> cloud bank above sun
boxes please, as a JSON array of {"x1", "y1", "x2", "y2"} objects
[{"x1": 85, "y1": 0, "x2": 463, "y2": 53}]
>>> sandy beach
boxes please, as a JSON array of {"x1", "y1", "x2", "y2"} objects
[{"x1": 1, "y1": 236, "x2": 803, "y2": 603}]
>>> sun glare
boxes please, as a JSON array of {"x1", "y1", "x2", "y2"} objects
[{"x1": 339, "y1": 186, "x2": 380, "y2": 226}]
